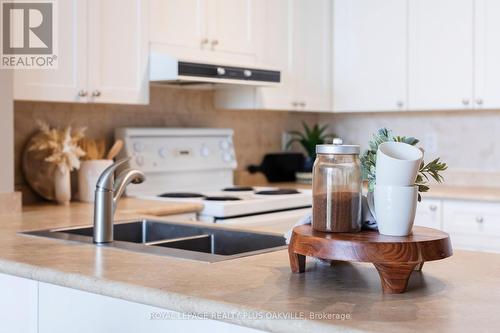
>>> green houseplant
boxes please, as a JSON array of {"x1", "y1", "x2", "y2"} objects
[
  {"x1": 286, "y1": 122, "x2": 336, "y2": 171},
  {"x1": 361, "y1": 128, "x2": 448, "y2": 201}
]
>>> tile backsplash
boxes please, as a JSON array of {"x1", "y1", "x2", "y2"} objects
[
  {"x1": 14, "y1": 85, "x2": 319, "y2": 203},
  {"x1": 15, "y1": 86, "x2": 500, "y2": 203}
]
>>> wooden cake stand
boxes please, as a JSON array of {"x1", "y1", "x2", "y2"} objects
[{"x1": 288, "y1": 225, "x2": 452, "y2": 293}]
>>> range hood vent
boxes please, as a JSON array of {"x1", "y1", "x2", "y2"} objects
[{"x1": 150, "y1": 52, "x2": 281, "y2": 86}]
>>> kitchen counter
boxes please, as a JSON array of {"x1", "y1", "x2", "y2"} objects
[{"x1": 1, "y1": 200, "x2": 500, "y2": 332}]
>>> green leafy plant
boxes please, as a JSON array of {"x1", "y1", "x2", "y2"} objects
[
  {"x1": 286, "y1": 122, "x2": 336, "y2": 159},
  {"x1": 361, "y1": 128, "x2": 448, "y2": 201}
]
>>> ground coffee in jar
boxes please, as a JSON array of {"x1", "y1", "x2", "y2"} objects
[{"x1": 312, "y1": 139, "x2": 362, "y2": 232}]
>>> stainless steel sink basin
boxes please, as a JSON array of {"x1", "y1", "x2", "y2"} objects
[{"x1": 22, "y1": 220, "x2": 287, "y2": 262}]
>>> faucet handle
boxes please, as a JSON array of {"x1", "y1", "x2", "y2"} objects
[{"x1": 96, "y1": 157, "x2": 131, "y2": 191}]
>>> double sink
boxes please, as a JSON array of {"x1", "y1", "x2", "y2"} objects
[{"x1": 23, "y1": 220, "x2": 287, "y2": 263}]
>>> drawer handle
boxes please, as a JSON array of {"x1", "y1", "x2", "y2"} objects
[
  {"x1": 429, "y1": 205, "x2": 437, "y2": 212},
  {"x1": 476, "y1": 216, "x2": 484, "y2": 223}
]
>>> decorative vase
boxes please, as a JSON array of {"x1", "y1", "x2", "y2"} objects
[{"x1": 54, "y1": 168, "x2": 71, "y2": 205}]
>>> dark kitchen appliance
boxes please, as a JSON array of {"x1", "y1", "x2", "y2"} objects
[{"x1": 247, "y1": 153, "x2": 305, "y2": 182}]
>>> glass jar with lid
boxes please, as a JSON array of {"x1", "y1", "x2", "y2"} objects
[{"x1": 312, "y1": 139, "x2": 362, "y2": 232}]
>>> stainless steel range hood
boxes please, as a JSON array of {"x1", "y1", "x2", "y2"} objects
[{"x1": 150, "y1": 52, "x2": 281, "y2": 86}]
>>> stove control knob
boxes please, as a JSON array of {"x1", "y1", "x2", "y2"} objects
[
  {"x1": 200, "y1": 146, "x2": 210, "y2": 157},
  {"x1": 222, "y1": 152, "x2": 233, "y2": 162},
  {"x1": 133, "y1": 142, "x2": 144, "y2": 152},
  {"x1": 219, "y1": 139, "x2": 231, "y2": 150},
  {"x1": 158, "y1": 147, "x2": 168, "y2": 158},
  {"x1": 135, "y1": 155, "x2": 144, "y2": 166}
]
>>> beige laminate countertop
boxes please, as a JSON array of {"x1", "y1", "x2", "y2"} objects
[{"x1": 0, "y1": 199, "x2": 500, "y2": 332}]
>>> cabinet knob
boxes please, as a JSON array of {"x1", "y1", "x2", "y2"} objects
[
  {"x1": 216, "y1": 67, "x2": 226, "y2": 76},
  {"x1": 476, "y1": 216, "x2": 484, "y2": 223},
  {"x1": 299, "y1": 101, "x2": 306, "y2": 107},
  {"x1": 78, "y1": 90, "x2": 88, "y2": 97},
  {"x1": 92, "y1": 90, "x2": 101, "y2": 97},
  {"x1": 429, "y1": 205, "x2": 437, "y2": 212},
  {"x1": 292, "y1": 101, "x2": 299, "y2": 107},
  {"x1": 462, "y1": 99, "x2": 470, "y2": 106},
  {"x1": 201, "y1": 38, "x2": 209, "y2": 46},
  {"x1": 396, "y1": 100, "x2": 404, "y2": 108},
  {"x1": 476, "y1": 98, "x2": 484, "y2": 106},
  {"x1": 211, "y1": 39, "x2": 219, "y2": 49}
]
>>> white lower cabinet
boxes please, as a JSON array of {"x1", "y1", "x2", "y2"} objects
[
  {"x1": 415, "y1": 198, "x2": 500, "y2": 253},
  {"x1": 38, "y1": 282, "x2": 266, "y2": 333},
  {"x1": 0, "y1": 273, "x2": 38, "y2": 333},
  {"x1": 442, "y1": 200, "x2": 500, "y2": 253},
  {"x1": 414, "y1": 198, "x2": 442, "y2": 229}
]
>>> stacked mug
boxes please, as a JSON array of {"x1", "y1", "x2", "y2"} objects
[{"x1": 374, "y1": 142, "x2": 423, "y2": 236}]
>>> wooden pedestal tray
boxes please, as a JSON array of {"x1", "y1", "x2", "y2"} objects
[{"x1": 288, "y1": 225, "x2": 452, "y2": 293}]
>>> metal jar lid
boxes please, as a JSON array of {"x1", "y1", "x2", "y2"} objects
[{"x1": 316, "y1": 138, "x2": 360, "y2": 155}]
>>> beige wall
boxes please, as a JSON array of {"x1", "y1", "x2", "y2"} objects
[
  {"x1": 14, "y1": 85, "x2": 319, "y2": 202},
  {"x1": 0, "y1": 71, "x2": 14, "y2": 193}
]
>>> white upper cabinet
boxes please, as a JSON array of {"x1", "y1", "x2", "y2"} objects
[
  {"x1": 408, "y1": 0, "x2": 474, "y2": 110},
  {"x1": 293, "y1": 0, "x2": 331, "y2": 112},
  {"x1": 474, "y1": 0, "x2": 500, "y2": 109},
  {"x1": 14, "y1": 0, "x2": 149, "y2": 104},
  {"x1": 333, "y1": 0, "x2": 407, "y2": 112},
  {"x1": 150, "y1": 0, "x2": 264, "y2": 64},
  {"x1": 215, "y1": 0, "x2": 332, "y2": 112},
  {"x1": 150, "y1": 0, "x2": 208, "y2": 51},
  {"x1": 209, "y1": 0, "x2": 264, "y2": 57},
  {"x1": 14, "y1": 0, "x2": 87, "y2": 102},
  {"x1": 87, "y1": 0, "x2": 149, "y2": 104}
]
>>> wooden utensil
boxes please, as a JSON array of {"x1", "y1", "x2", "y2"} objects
[
  {"x1": 106, "y1": 139, "x2": 124, "y2": 160},
  {"x1": 80, "y1": 138, "x2": 106, "y2": 160}
]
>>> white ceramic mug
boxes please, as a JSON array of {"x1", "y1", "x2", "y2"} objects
[
  {"x1": 78, "y1": 160, "x2": 113, "y2": 202},
  {"x1": 376, "y1": 142, "x2": 423, "y2": 186},
  {"x1": 374, "y1": 185, "x2": 418, "y2": 236}
]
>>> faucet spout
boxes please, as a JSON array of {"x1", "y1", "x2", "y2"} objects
[
  {"x1": 112, "y1": 169, "x2": 145, "y2": 210},
  {"x1": 93, "y1": 158, "x2": 145, "y2": 244}
]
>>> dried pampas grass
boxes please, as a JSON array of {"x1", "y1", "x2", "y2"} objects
[{"x1": 28, "y1": 120, "x2": 87, "y2": 173}]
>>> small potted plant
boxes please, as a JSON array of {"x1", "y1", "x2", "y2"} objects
[{"x1": 286, "y1": 122, "x2": 336, "y2": 173}]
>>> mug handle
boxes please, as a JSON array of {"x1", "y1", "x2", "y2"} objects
[{"x1": 367, "y1": 191, "x2": 376, "y2": 219}]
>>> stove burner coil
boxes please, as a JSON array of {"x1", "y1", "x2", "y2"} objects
[
  {"x1": 158, "y1": 192, "x2": 205, "y2": 198},
  {"x1": 204, "y1": 196, "x2": 242, "y2": 201},
  {"x1": 222, "y1": 186, "x2": 254, "y2": 192},
  {"x1": 254, "y1": 189, "x2": 300, "y2": 195}
]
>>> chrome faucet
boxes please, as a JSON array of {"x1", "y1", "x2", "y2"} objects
[{"x1": 93, "y1": 158, "x2": 145, "y2": 244}]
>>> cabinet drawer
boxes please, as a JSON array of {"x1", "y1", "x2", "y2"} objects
[
  {"x1": 443, "y1": 200, "x2": 500, "y2": 252},
  {"x1": 415, "y1": 198, "x2": 442, "y2": 229}
]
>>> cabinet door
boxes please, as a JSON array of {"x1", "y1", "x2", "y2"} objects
[
  {"x1": 39, "y1": 282, "x2": 265, "y2": 333},
  {"x1": 208, "y1": 0, "x2": 264, "y2": 58},
  {"x1": 474, "y1": 0, "x2": 500, "y2": 109},
  {"x1": 150, "y1": 0, "x2": 208, "y2": 51},
  {"x1": 293, "y1": 0, "x2": 332, "y2": 112},
  {"x1": 254, "y1": 0, "x2": 294, "y2": 110},
  {"x1": 13, "y1": 0, "x2": 88, "y2": 102},
  {"x1": 408, "y1": 0, "x2": 474, "y2": 110},
  {"x1": 0, "y1": 273, "x2": 38, "y2": 333},
  {"x1": 87, "y1": 0, "x2": 149, "y2": 104},
  {"x1": 443, "y1": 200, "x2": 500, "y2": 253},
  {"x1": 333, "y1": 0, "x2": 407, "y2": 112},
  {"x1": 414, "y1": 198, "x2": 442, "y2": 229}
]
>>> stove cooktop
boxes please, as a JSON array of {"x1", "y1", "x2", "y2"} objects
[{"x1": 145, "y1": 187, "x2": 312, "y2": 219}]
